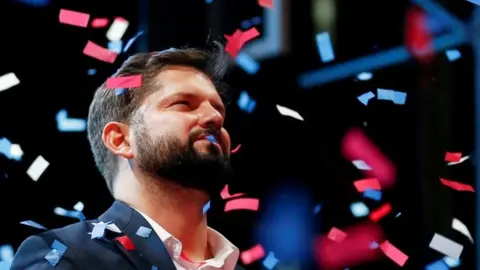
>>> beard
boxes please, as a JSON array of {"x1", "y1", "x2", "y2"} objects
[{"x1": 134, "y1": 122, "x2": 232, "y2": 197}]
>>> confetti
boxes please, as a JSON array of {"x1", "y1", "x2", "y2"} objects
[
  {"x1": 73, "y1": 201, "x2": 84, "y2": 211},
  {"x1": 231, "y1": 144, "x2": 242, "y2": 154},
  {"x1": 369, "y1": 203, "x2": 392, "y2": 222},
  {"x1": 276, "y1": 104, "x2": 304, "y2": 121},
  {"x1": 240, "y1": 244, "x2": 265, "y2": 265},
  {"x1": 20, "y1": 220, "x2": 47, "y2": 230},
  {"x1": 106, "y1": 75, "x2": 142, "y2": 89},
  {"x1": 445, "y1": 152, "x2": 462, "y2": 162},
  {"x1": 58, "y1": 9, "x2": 90, "y2": 27},
  {"x1": 429, "y1": 233, "x2": 463, "y2": 259},
  {"x1": 353, "y1": 178, "x2": 381, "y2": 192},
  {"x1": 342, "y1": 128, "x2": 396, "y2": 189},
  {"x1": 82, "y1": 41, "x2": 118, "y2": 63},
  {"x1": 262, "y1": 252, "x2": 279, "y2": 269},
  {"x1": 136, "y1": 226, "x2": 152, "y2": 238},
  {"x1": 90, "y1": 222, "x2": 108, "y2": 239},
  {"x1": 425, "y1": 259, "x2": 449, "y2": 270},
  {"x1": 44, "y1": 240, "x2": 67, "y2": 267},
  {"x1": 379, "y1": 240, "x2": 408, "y2": 266},
  {"x1": 116, "y1": 235, "x2": 135, "y2": 251},
  {"x1": 352, "y1": 160, "x2": 372, "y2": 170},
  {"x1": 224, "y1": 28, "x2": 260, "y2": 58},
  {"x1": 445, "y1": 49, "x2": 461, "y2": 62},
  {"x1": 0, "y1": 72, "x2": 20, "y2": 92},
  {"x1": 236, "y1": 52, "x2": 260, "y2": 75},
  {"x1": 202, "y1": 201, "x2": 211, "y2": 214},
  {"x1": 258, "y1": 0, "x2": 273, "y2": 9},
  {"x1": 440, "y1": 178, "x2": 474, "y2": 192},
  {"x1": 220, "y1": 184, "x2": 245, "y2": 199},
  {"x1": 357, "y1": 91, "x2": 375, "y2": 106},
  {"x1": 224, "y1": 198, "x2": 259, "y2": 212},
  {"x1": 327, "y1": 227, "x2": 347, "y2": 243},
  {"x1": 124, "y1": 31, "x2": 145, "y2": 53},
  {"x1": 56, "y1": 109, "x2": 87, "y2": 132},
  {"x1": 106, "y1": 17, "x2": 129, "y2": 42},
  {"x1": 91, "y1": 18, "x2": 109, "y2": 28},
  {"x1": 206, "y1": 135, "x2": 217, "y2": 143},
  {"x1": 350, "y1": 202, "x2": 370, "y2": 217},
  {"x1": 363, "y1": 189, "x2": 382, "y2": 201},
  {"x1": 447, "y1": 155, "x2": 470, "y2": 165},
  {"x1": 315, "y1": 32, "x2": 335, "y2": 63},
  {"x1": 356, "y1": 72, "x2": 373, "y2": 81},
  {"x1": 452, "y1": 218, "x2": 473, "y2": 243},
  {"x1": 237, "y1": 91, "x2": 256, "y2": 113},
  {"x1": 406, "y1": 8, "x2": 434, "y2": 63},
  {"x1": 377, "y1": 88, "x2": 407, "y2": 105},
  {"x1": 115, "y1": 88, "x2": 128, "y2": 96},
  {"x1": 27, "y1": 155, "x2": 49, "y2": 181}
]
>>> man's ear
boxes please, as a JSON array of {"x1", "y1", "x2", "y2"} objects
[{"x1": 102, "y1": 122, "x2": 134, "y2": 159}]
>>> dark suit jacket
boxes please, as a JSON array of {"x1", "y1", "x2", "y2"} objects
[{"x1": 10, "y1": 201, "x2": 244, "y2": 270}]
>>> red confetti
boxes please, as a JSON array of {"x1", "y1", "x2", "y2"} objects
[
  {"x1": 83, "y1": 41, "x2": 118, "y2": 63},
  {"x1": 315, "y1": 222, "x2": 385, "y2": 269},
  {"x1": 405, "y1": 8, "x2": 433, "y2": 63},
  {"x1": 445, "y1": 152, "x2": 462, "y2": 162},
  {"x1": 258, "y1": 0, "x2": 273, "y2": 9},
  {"x1": 327, "y1": 227, "x2": 347, "y2": 243},
  {"x1": 91, "y1": 18, "x2": 109, "y2": 28},
  {"x1": 369, "y1": 203, "x2": 392, "y2": 222},
  {"x1": 380, "y1": 240, "x2": 409, "y2": 267},
  {"x1": 353, "y1": 178, "x2": 381, "y2": 192},
  {"x1": 440, "y1": 178, "x2": 475, "y2": 192},
  {"x1": 224, "y1": 198, "x2": 259, "y2": 212},
  {"x1": 342, "y1": 128, "x2": 396, "y2": 189},
  {"x1": 116, "y1": 235, "x2": 135, "y2": 251},
  {"x1": 220, "y1": 184, "x2": 245, "y2": 200},
  {"x1": 240, "y1": 244, "x2": 265, "y2": 265},
  {"x1": 59, "y1": 9, "x2": 90, "y2": 28},
  {"x1": 230, "y1": 144, "x2": 241, "y2": 154},
  {"x1": 106, "y1": 75, "x2": 142, "y2": 89},
  {"x1": 224, "y1": 27, "x2": 260, "y2": 58}
]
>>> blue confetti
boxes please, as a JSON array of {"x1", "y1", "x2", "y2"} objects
[
  {"x1": 369, "y1": 242, "x2": 379, "y2": 249},
  {"x1": 236, "y1": 52, "x2": 260, "y2": 75},
  {"x1": 0, "y1": 138, "x2": 13, "y2": 160},
  {"x1": 124, "y1": 31, "x2": 145, "y2": 53},
  {"x1": 425, "y1": 259, "x2": 449, "y2": 270},
  {"x1": 445, "y1": 49, "x2": 461, "y2": 62},
  {"x1": 91, "y1": 222, "x2": 108, "y2": 239},
  {"x1": 108, "y1": 41, "x2": 123, "y2": 54},
  {"x1": 206, "y1": 135, "x2": 217, "y2": 143},
  {"x1": 14, "y1": 0, "x2": 50, "y2": 7},
  {"x1": 87, "y1": 69, "x2": 97, "y2": 75},
  {"x1": 115, "y1": 88, "x2": 128, "y2": 96},
  {"x1": 56, "y1": 109, "x2": 87, "y2": 132},
  {"x1": 44, "y1": 240, "x2": 67, "y2": 267},
  {"x1": 262, "y1": 252, "x2": 279, "y2": 270},
  {"x1": 363, "y1": 189, "x2": 382, "y2": 201},
  {"x1": 357, "y1": 91, "x2": 375, "y2": 106},
  {"x1": 313, "y1": 204, "x2": 322, "y2": 214},
  {"x1": 467, "y1": 0, "x2": 480, "y2": 6},
  {"x1": 20, "y1": 220, "x2": 47, "y2": 230},
  {"x1": 376, "y1": 89, "x2": 407, "y2": 105},
  {"x1": 315, "y1": 32, "x2": 335, "y2": 63},
  {"x1": 237, "y1": 91, "x2": 256, "y2": 113},
  {"x1": 350, "y1": 202, "x2": 369, "y2": 217},
  {"x1": 203, "y1": 201, "x2": 211, "y2": 214},
  {"x1": 152, "y1": 266, "x2": 158, "y2": 270},
  {"x1": 0, "y1": 261, "x2": 11, "y2": 270},
  {"x1": 356, "y1": 72, "x2": 373, "y2": 81},
  {"x1": 136, "y1": 226, "x2": 152, "y2": 238}
]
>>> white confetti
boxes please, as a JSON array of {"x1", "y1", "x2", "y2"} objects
[
  {"x1": 106, "y1": 17, "x2": 129, "y2": 42},
  {"x1": 276, "y1": 104, "x2": 304, "y2": 121},
  {"x1": 27, "y1": 155, "x2": 49, "y2": 181},
  {"x1": 352, "y1": 160, "x2": 372, "y2": 170},
  {"x1": 447, "y1": 155, "x2": 470, "y2": 166},
  {"x1": 0, "y1": 73, "x2": 20, "y2": 92},
  {"x1": 452, "y1": 218, "x2": 473, "y2": 243},
  {"x1": 429, "y1": 233, "x2": 463, "y2": 259}
]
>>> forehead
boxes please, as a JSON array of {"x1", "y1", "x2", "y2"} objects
[{"x1": 144, "y1": 65, "x2": 222, "y2": 104}]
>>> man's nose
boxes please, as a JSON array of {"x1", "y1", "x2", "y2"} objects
[{"x1": 197, "y1": 104, "x2": 224, "y2": 129}]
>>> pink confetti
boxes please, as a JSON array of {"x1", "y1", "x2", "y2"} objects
[
  {"x1": 224, "y1": 27, "x2": 260, "y2": 58},
  {"x1": 353, "y1": 178, "x2": 381, "y2": 192},
  {"x1": 230, "y1": 144, "x2": 241, "y2": 154},
  {"x1": 445, "y1": 152, "x2": 462, "y2": 162},
  {"x1": 224, "y1": 198, "x2": 259, "y2": 212},
  {"x1": 220, "y1": 184, "x2": 245, "y2": 200},
  {"x1": 315, "y1": 222, "x2": 385, "y2": 269},
  {"x1": 369, "y1": 203, "x2": 392, "y2": 222},
  {"x1": 380, "y1": 240, "x2": 409, "y2": 267},
  {"x1": 258, "y1": 0, "x2": 273, "y2": 8},
  {"x1": 405, "y1": 8, "x2": 433, "y2": 64},
  {"x1": 342, "y1": 128, "x2": 396, "y2": 189},
  {"x1": 82, "y1": 41, "x2": 118, "y2": 63},
  {"x1": 106, "y1": 75, "x2": 142, "y2": 89},
  {"x1": 91, "y1": 18, "x2": 109, "y2": 28},
  {"x1": 240, "y1": 244, "x2": 265, "y2": 265},
  {"x1": 59, "y1": 9, "x2": 90, "y2": 28},
  {"x1": 327, "y1": 227, "x2": 347, "y2": 243},
  {"x1": 440, "y1": 178, "x2": 475, "y2": 192}
]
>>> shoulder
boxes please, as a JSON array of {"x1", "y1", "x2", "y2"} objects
[{"x1": 10, "y1": 219, "x2": 105, "y2": 270}]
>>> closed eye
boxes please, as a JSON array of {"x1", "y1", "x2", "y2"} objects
[{"x1": 171, "y1": 100, "x2": 190, "y2": 107}]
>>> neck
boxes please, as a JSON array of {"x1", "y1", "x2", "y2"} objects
[{"x1": 115, "y1": 171, "x2": 212, "y2": 261}]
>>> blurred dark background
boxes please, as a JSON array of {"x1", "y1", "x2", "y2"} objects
[{"x1": 0, "y1": 0, "x2": 477, "y2": 269}]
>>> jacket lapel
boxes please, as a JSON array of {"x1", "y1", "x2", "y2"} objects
[{"x1": 99, "y1": 200, "x2": 177, "y2": 270}]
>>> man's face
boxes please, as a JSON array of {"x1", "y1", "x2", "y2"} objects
[{"x1": 132, "y1": 66, "x2": 232, "y2": 196}]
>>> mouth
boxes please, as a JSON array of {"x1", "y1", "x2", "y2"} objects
[{"x1": 196, "y1": 134, "x2": 223, "y2": 151}]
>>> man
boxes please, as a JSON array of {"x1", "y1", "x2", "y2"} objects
[{"x1": 10, "y1": 45, "x2": 242, "y2": 270}]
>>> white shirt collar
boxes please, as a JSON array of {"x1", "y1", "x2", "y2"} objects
[{"x1": 133, "y1": 207, "x2": 239, "y2": 270}]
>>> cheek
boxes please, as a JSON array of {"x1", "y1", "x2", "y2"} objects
[{"x1": 220, "y1": 128, "x2": 231, "y2": 152}]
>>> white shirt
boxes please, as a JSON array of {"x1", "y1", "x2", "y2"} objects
[{"x1": 134, "y1": 209, "x2": 239, "y2": 270}]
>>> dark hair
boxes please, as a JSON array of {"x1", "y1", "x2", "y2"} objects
[{"x1": 87, "y1": 44, "x2": 231, "y2": 195}]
